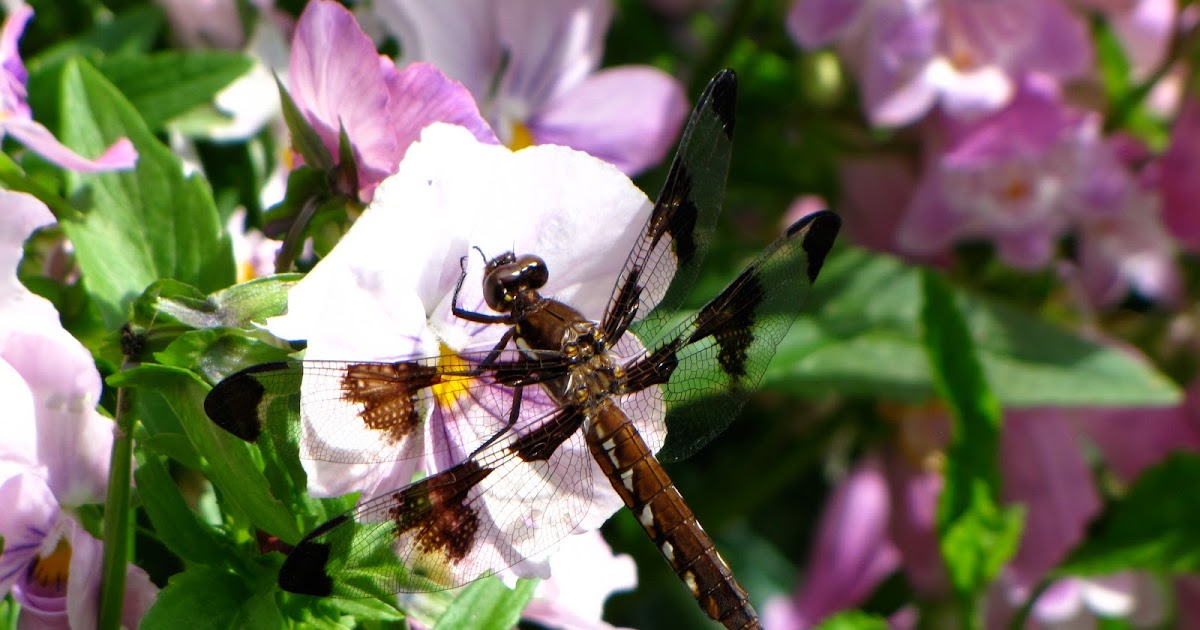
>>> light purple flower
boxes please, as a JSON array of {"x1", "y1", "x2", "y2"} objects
[
  {"x1": 762, "y1": 454, "x2": 900, "y2": 629},
  {"x1": 266, "y1": 123, "x2": 666, "y2": 584},
  {"x1": 0, "y1": 190, "x2": 156, "y2": 628},
  {"x1": 897, "y1": 76, "x2": 1125, "y2": 270},
  {"x1": 0, "y1": 6, "x2": 136, "y2": 172},
  {"x1": 372, "y1": 0, "x2": 688, "y2": 176},
  {"x1": 288, "y1": 0, "x2": 496, "y2": 202},
  {"x1": 1071, "y1": 0, "x2": 1177, "y2": 79},
  {"x1": 522, "y1": 530, "x2": 637, "y2": 630},
  {"x1": 788, "y1": 0, "x2": 1092, "y2": 126}
]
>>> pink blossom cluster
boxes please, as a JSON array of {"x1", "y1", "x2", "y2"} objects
[{"x1": 795, "y1": 0, "x2": 1192, "y2": 309}]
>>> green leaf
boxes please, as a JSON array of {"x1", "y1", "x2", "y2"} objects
[
  {"x1": 56, "y1": 59, "x2": 234, "y2": 330},
  {"x1": 773, "y1": 249, "x2": 1180, "y2": 407},
  {"x1": 433, "y1": 578, "x2": 538, "y2": 630},
  {"x1": 922, "y1": 270, "x2": 1024, "y2": 610},
  {"x1": 1059, "y1": 453, "x2": 1200, "y2": 575},
  {"x1": 140, "y1": 566, "x2": 282, "y2": 630},
  {"x1": 133, "y1": 454, "x2": 228, "y2": 565},
  {"x1": 813, "y1": 610, "x2": 891, "y2": 630},
  {"x1": 108, "y1": 364, "x2": 301, "y2": 542},
  {"x1": 98, "y1": 50, "x2": 255, "y2": 130}
]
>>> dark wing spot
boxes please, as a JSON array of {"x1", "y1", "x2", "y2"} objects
[
  {"x1": 340, "y1": 361, "x2": 441, "y2": 444},
  {"x1": 389, "y1": 461, "x2": 493, "y2": 562},
  {"x1": 689, "y1": 270, "x2": 764, "y2": 379},
  {"x1": 204, "y1": 362, "x2": 289, "y2": 442},
  {"x1": 510, "y1": 406, "x2": 586, "y2": 461},
  {"x1": 705, "y1": 69, "x2": 737, "y2": 139},
  {"x1": 790, "y1": 211, "x2": 842, "y2": 283},
  {"x1": 278, "y1": 520, "x2": 342, "y2": 596}
]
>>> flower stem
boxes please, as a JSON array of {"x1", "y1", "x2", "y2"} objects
[{"x1": 97, "y1": 352, "x2": 137, "y2": 630}]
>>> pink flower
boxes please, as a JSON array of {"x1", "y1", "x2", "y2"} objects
[
  {"x1": 0, "y1": 190, "x2": 157, "y2": 628},
  {"x1": 788, "y1": 0, "x2": 1092, "y2": 126},
  {"x1": 266, "y1": 124, "x2": 666, "y2": 583},
  {"x1": 897, "y1": 76, "x2": 1122, "y2": 270},
  {"x1": 762, "y1": 455, "x2": 900, "y2": 629},
  {"x1": 0, "y1": 6, "x2": 136, "y2": 172},
  {"x1": 1161, "y1": 96, "x2": 1200, "y2": 251},
  {"x1": 372, "y1": 0, "x2": 688, "y2": 176},
  {"x1": 288, "y1": 0, "x2": 496, "y2": 202}
]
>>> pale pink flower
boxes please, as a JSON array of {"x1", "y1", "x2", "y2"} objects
[
  {"x1": 522, "y1": 530, "x2": 638, "y2": 630},
  {"x1": 788, "y1": 0, "x2": 1093, "y2": 126}
]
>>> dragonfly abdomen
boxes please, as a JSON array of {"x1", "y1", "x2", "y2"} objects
[{"x1": 585, "y1": 402, "x2": 760, "y2": 630}]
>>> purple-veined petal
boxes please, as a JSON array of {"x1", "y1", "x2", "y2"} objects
[
  {"x1": 495, "y1": 0, "x2": 611, "y2": 114},
  {"x1": 0, "y1": 470, "x2": 57, "y2": 596},
  {"x1": 387, "y1": 61, "x2": 498, "y2": 163},
  {"x1": 530, "y1": 66, "x2": 687, "y2": 176},
  {"x1": 787, "y1": 0, "x2": 868, "y2": 48},
  {"x1": 373, "y1": 0, "x2": 500, "y2": 98},
  {"x1": 289, "y1": 0, "x2": 398, "y2": 193},
  {"x1": 3, "y1": 119, "x2": 136, "y2": 173}
]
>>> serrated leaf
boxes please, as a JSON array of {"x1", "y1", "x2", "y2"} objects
[
  {"x1": 1059, "y1": 453, "x2": 1200, "y2": 575},
  {"x1": 140, "y1": 566, "x2": 276, "y2": 630},
  {"x1": 773, "y1": 249, "x2": 1180, "y2": 407},
  {"x1": 98, "y1": 50, "x2": 255, "y2": 130},
  {"x1": 433, "y1": 578, "x2": 537, "y2": 630},
  {"x1": 57, "y1": 59, "x2": 234, "y2": 329},
  {"x1": 109, "y1": 364, "x2": 301, "y2": 542}
]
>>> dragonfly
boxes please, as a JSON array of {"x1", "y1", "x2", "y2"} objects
[{"x1": 204, "y1": 69, "x2": 840, "y2": 629}]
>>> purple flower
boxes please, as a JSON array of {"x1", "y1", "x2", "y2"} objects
[
  {"x1": 288, "y1": 0, "x2": 496, "y2": 202},
  {"x1": 762, "y1": 454, "x2": 900, "y2": 629},
  {"x1": 1161, "y1": 96, "x2": 1200, "y2": 251},
  {"x1": 372, "y1": 0, "x2": 689, "y2": 176},
  {"x1": 265, "y1": 124, "x2": 666, "y2": 583},
  {"x1": 0, "y1": 190, "x2": 156, "y2": 628},
  {"x1": 788, "y1": 0, "x2": 1092, "y2": 126},
  {"x1": 0, "y1": 6, "x2": 136, "y2": 172}
]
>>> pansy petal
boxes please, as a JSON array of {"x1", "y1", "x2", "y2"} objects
[
  {"x1": 496, "y1": 0, "x2": 611, "y2": 111},
  {"x1": 0, "y1": 471, "x2": 57, "y2": 596},
  {"x1": 530, "y1": 66, "x2": 687, "y2": 176},
  {"x1": 2, "y1": 325, "x2": 110, "y2": 506},
  {"x1": 289, "y1": 0, "x2": 397, "y2": 188},
  {"x1": 373, "y1": 0, "x2": 500, "y2": 97},
  {"x1": 787, "y1": 0, "x2": 868, "y2": 48},
  {"x1": 3, "y1": 118, "x2": 136, "y2": 172},
  {"x1": 387, "y1": 61, "x2": 497, "y2": 162},
  {"x1": 522, "y1": 530, "x2": 636, "y2": 630},
  {"x1": 0, "y1": 4, "x2": 32, "y2": 118},
  {"x1": 0, "y1": 358, "x2": 37, "y2": 465},
  {"x1": 0, "y1": 189, "x2": 54, "y2": 309}
]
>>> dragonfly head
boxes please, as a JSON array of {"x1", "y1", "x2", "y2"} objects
[{"x1": 483, "y1": 253, "x2": 549, "y2": 312}]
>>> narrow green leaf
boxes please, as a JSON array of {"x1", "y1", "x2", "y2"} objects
[
  {"x1": 1059, "y1": 453, "x2": 1200, "y2": 575},
  {"x1": 433, "y1": 578, "x2": 538, "y2": 630},
  {"x1": 921, "y1": 270, "x2": 1024, "y2": 613},
  {"x1": 98, "y1": 50, "x2": 255, "y2": 130},
  {"x1": 56, "y1": 59, "x2": 234, "y2": 329},
  {"x1": 814, "y1": 610, "x2": 890, "y2": 630},
  {"x1": 133, "y1": 454, "x2": 228, "y2": 565},
  {"x1": 108, "y1": 364, "x2": 301, "y2": 542},
  {"x1": 774, "y1": 249, "x2": 1180, "y2": 407}
]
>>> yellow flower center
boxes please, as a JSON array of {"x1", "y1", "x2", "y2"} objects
[
  {"x1": 431, "y1": 342, "x2": 473, "y2": 411},
  {"x1": 30, "y1": 538, "x2": 72, "y2": 592},
  {"x1": 508, "y1": 121, "x2": 536, "y2": 151}
]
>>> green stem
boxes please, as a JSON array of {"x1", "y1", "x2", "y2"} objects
[
  {"x1": 273, "y1": 196, "x2": 320, "y2": 274},
  {"x1": 97, "y1": 363, "x2": 135, "y2": 630}
]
